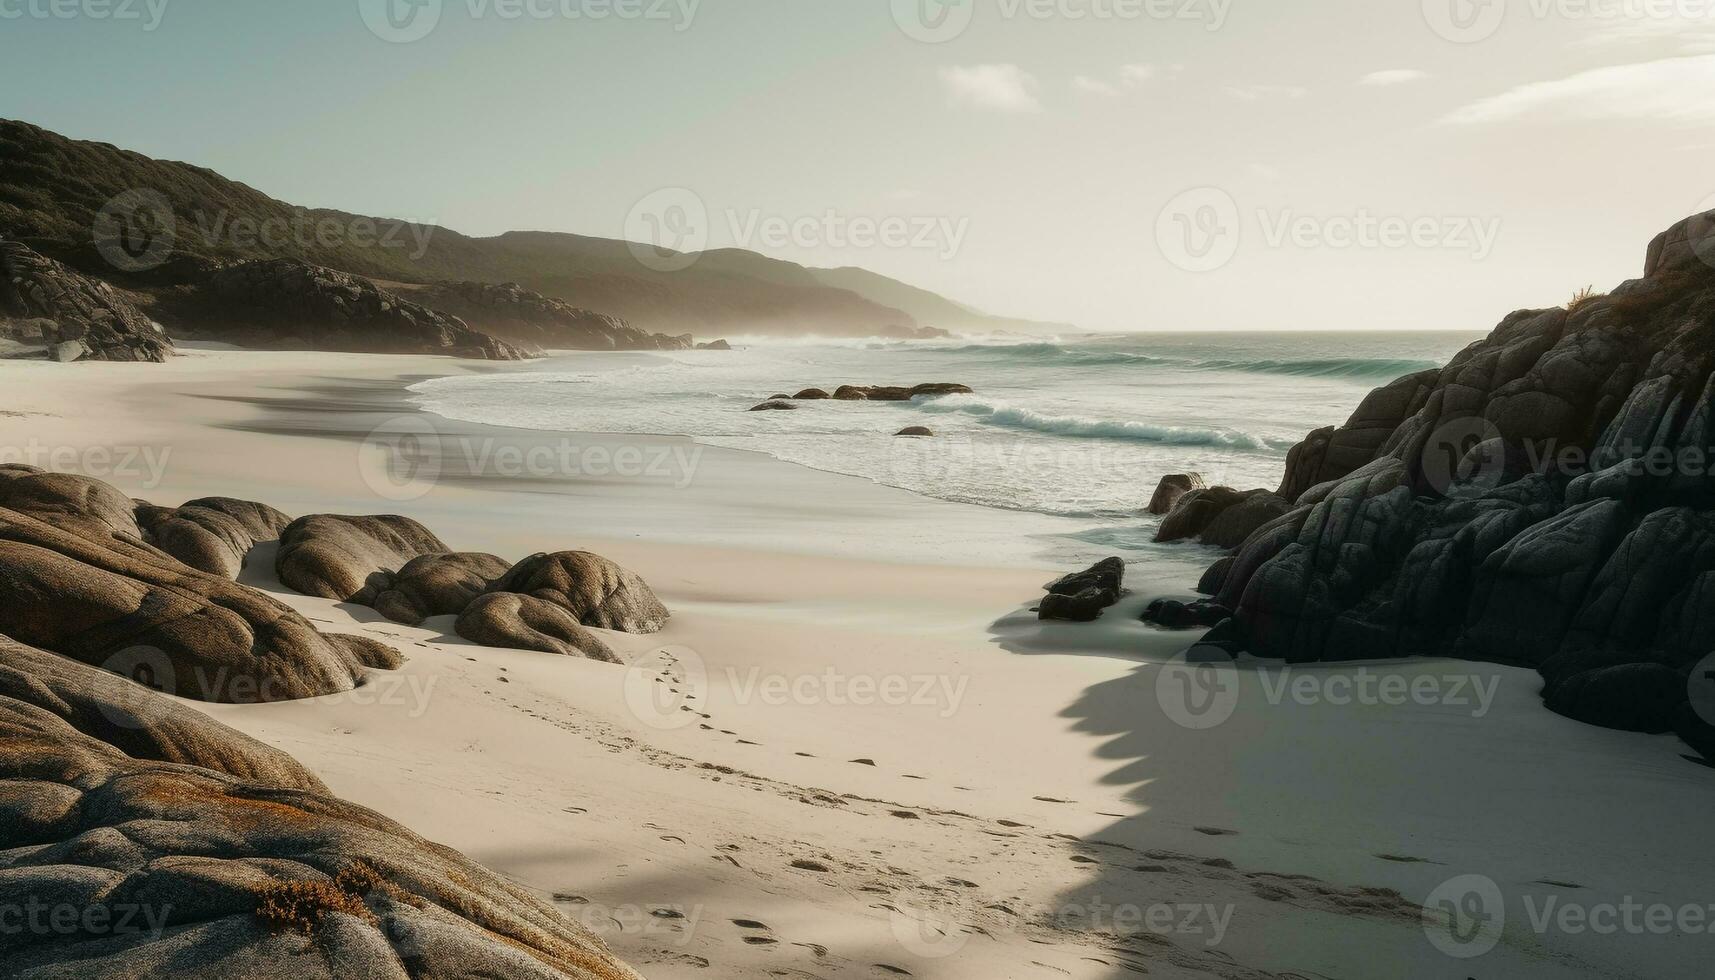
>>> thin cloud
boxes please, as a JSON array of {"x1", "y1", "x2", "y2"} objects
[
  {"x1": 1226, "y1": 83, "x2": 1308, "y2": 101},
  {"x1": 1073, "y1": 63, "x2": 1156, "y2": 97},
  {"x1": 1360, "y1": 69, "x2": 1429, "y2": 86},
  {"x1": 940, "y1": 64, "x2": 1043, "y2": 113},
  {"x1": 1442, "y1": 54, "x2": 1715, "y2": 126},
  {"x1": 1574, "y1": 13, "x2": 1715, "y2": 54},
  {"x1": 1073, "y1": 75, "x2": 1119, "y2": 96}
]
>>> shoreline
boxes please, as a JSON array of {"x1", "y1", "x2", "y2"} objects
[{"x1": 0, "y1": 347, "x2": 1706, "y2": 978}]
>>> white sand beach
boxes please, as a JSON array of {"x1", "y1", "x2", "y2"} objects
[{"x1": 2, "y1": 347, "x2": 1707, "y2": 980}]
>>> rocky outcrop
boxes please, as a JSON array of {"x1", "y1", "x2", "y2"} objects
[
  {"x1": 697, "y1": 339, "x2": 732, "y2": 350},
  {"x1": 1192, "y1": 209, "x2": 1715, "y2": 755},
  {"x1": 178, "y1": 260, "x2": 535, "y2": 360},
  {"x1": 455, "y1": 593, "x2": 620, "y2": 662},
  {"x1": 274, "y1": 516, "x2": 668, "y2": 643},
  {"x1": 749, "y1": 401, "x2": 797, "y2": 411},
  {"x1": 0, "y1": 470, "x2": 399, "y2": 704},
  {"x1": 896, "y1": 426, "x2": 934, "y2": 437},
  {"x1": 794, "y1": 388, "x2": 831, "y2": 400},
  {"x1": 1147, "y1": 473, "x2": 1205, "y2": 516},
  {"x1": 407, "y1": 280, "x2": 690, "y2": 352},
  {"x1": 486, "y1": 552, "x2": 670, "y2": 635},
  {"x1": 0, "y1": 633, "x2": 642, "y2": 979},
  {"x1": 0, "y1": 239, "x2": 173, "y2": 362}
]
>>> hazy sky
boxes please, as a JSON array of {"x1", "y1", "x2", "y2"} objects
[{"x1": 4, "y1": 0, "x2": 1714, "y2": 332}]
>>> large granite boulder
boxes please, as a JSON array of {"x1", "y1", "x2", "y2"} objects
[
  {"x1": 0, "y1": 473, "x2": 398, "y2": 703},
  {"x1": 486, "y1": 552, "x2": 669, "y2": 634},
  {"x1": 180, "y1": 260, "x2": 535, "y2": 360},
  {"x1": 275, "y1": 515, "x2": 452, "y2": 606},
  {"x1": 0, "y1": 239, "x2": 173, "y2": 362},
  {"x1": 1155, "y1": 487, "x2": 1288, "y2": 547},
  {"x1": 0, "y1": 635, "x2": 641, "y2": 980},
  {"x1": 455, "y1": 593, "x2": 620, "y2": 662},
  {"x1": 134, "y1": 497, "x2": 293, "y2": 579},
  {"x1": 1194, "y1": 209, "x2": 1715, "y2": 753},
  {"x1": 371, "y1": 552, "x2": 511, "y2": 626}
]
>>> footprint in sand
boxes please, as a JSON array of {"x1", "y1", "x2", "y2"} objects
[
  {"x1": 742, "y1": 936, "x2": 778, "y2": 946},
  {"x1": 889, "y1": 810, "x2": 920, "y2": 820},
  {"x1": 790, "y1": 859, "x2": 832, "y2": 872},
  {"x1": 1033, "y1": 796, "x2": 1074, "y2": 804},
  {"x1": 849, "y1": 758, "x2": 877, "y2": 767},
  {"x1": 731, "y1": 919, "x2": 770, "y2": 930},
  {"x1": 1194, "y1": 826, "x2": 1238, "y2": 837}
]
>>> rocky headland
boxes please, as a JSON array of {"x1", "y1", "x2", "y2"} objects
[{"x1": 1147, "y1": 209, "x2": 1715, "y2": 757}]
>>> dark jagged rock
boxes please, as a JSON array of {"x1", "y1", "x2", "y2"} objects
[
  {"x1": 486, "y1": 552, "x2": 669, "y2": 634},
  {"x1": 0, "y1": 474, "x2": 400, "y2": 704},
  {"x1": 896, "y1": 426, "x2": 934, "y2": 437},
  {"x1": 134, "y1": 497, "x2": 292, "y2": 579},
  {"x1": 1196, "y1": 209, "x2": 1715, "y2": 752},
  {"x1": 175, "y1": 259, "x2": 536, "y2": 360},
  {"x1": 1039, "y1": 588, "x2": 1118, "y2": 622},
  {"x1": 406, "y1": 279, "x2": 690, "y2": 352},
  {"x1": 455, "y1": 593, "x2": 620, "y2": 662},
  {"x1": 1147, "y1": 473, "x2": 1206, "y2": 516},
  {"x1": 275, "y1": 514, "x2": 452, "y2": 606},
  {"x1": 1143, "y1": 599, "x2": 1233, "y2": 631},
  {"x1": 697, "y1": 339, "x2": 732, "y2": 350},
  {"x1": 371, "y1": 552, "x2": 512, "y2": 626},
  {"x1": 0, "y1": 239, "x2": 173, "y2": 362},
  {"x1": 0, "y1": 636, "x2": 641, "y2": 980},
  {"x1": 1046, "y1": 557, "x2": 1125, "y2": 597}
]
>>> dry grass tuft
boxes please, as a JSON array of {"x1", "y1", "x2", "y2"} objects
[
  {"x1": 254, "y1": 859, "x2": 420, "y2": 934},
  {"x1": 1567, "y1": 285, "x2": 1604, "y2": 312}
]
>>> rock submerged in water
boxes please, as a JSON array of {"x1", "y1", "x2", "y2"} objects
[
  {"x1": 896, "y1": 426, "x2": 934, "y2": 437},
  {"x1": 1155, "y1": 487, "x2": 1289, "y2": 548},
  {"x1": 1037, "y1": 557, "x2": 1126, "y2": 621},
  {"x1": 750, "y1": 400, "x2": 798, "y2": 411},
  {"x1": 1147, "y1": 473, "x2": 1206, "y2": 515},
  {"x1": 1181, "y1": 208, "x2": 1715, "y2": 755},
  {"x1": 1046, "y1": 556, "x2": 1125, "y2": 596},
  {"x1": 1143, "y1": 598, "x2": 1233, "y2": 631},
  {"x1": 795, "y1": 388, "x2": 831, "y2": 400},
  {"x1": 1040, "y1": 587, "x2": 1119, "y2": 622}
]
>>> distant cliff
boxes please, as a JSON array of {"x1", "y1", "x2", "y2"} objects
[{"x1": 0, "y1": 118, "x2": 1035, "y2": 345}]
